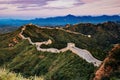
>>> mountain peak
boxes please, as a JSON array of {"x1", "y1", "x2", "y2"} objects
[{"x1": 66, "y1": 14, "x2": 76, "y2": 17}]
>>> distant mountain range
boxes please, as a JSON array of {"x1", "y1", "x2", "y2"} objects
[{"x1": 0, "y1": 14, "x2": 120, "y2": 27}]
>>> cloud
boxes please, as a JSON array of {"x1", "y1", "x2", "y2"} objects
[
  {"x1": 0, "y1": 0, "x2": 54, "y2": 10},
  {"x1": 0, "y1": 7, "x2": 8, "y2": 10},
  {"x1": 44, "y1": 0, "x2": 84, "y2": 8},
  {"x1": 0, "y1": 0, "x2": 120, "y2": 19},
  {"x1": 0, "y1": 0, "x2": 84, "y2": 10},
  {"x1": 69, "y1": 0, "x2": 120, "y2": 15},
  {"x1": 81, "y1": 0, "x2": 98, "y2": 3},
  {"x1": 0, "y1": 0, "x2": 50, "y2": 5}
]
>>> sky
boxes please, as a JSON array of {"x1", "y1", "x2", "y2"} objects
[{"x1": 0, "y1": 0, "x2": 120, "y2": 19}]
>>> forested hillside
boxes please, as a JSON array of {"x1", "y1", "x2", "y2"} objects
[{"x1": 0, "y1": 22, "x2": 119, "y2": 80}]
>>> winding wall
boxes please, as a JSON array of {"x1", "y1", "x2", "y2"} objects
[{"x1": 19, "y1": 25, "x2": 102, "y2": 66}]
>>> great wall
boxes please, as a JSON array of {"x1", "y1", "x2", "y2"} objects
[{"x1": 19, "y1": 24, "x2": 102, "y2": 67}]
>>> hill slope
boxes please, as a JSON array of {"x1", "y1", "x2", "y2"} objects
[
  {"x1": 94, "y1": 44, "x2": 120, "y2": 80},
  {"x1": 64, "y1": 21, "x2": 120, "y2": 51},
  {"x1": 0, "y1": 22, "x2": 119, "y2": 80}
]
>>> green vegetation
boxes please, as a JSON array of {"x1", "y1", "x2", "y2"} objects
[
  {"x1": 23, "y1": 24, "x2": 106, "y2": 60},
  {"x1": 0, "y1": 39, "x2": 95, "y2": 80},
  {"x1": 64, "y1": 22, "x2": 120, "y2": 51},
  {"x1": 104, "y1": 45, "x2": 120, "y2": 79},
  {"x1": 0, "y1": 68, "x2": 44, "y2": 80},
  {"x1": 0, "y1": 26, "x2": 96, "y2": 79},
  {"x1": 0, "y1": 22, "x2": 119, "y2": 80},
  {"x1": 0, "y1": 29, "x2": 21, "y2": 48}
]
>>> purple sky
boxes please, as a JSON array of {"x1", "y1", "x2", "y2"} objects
[{"x1": 0, "y1": 0, "x2": 120, "y2": 19}]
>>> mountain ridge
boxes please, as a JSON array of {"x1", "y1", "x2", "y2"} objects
[
  {"x1": 0, "y1": 22, "x2": 120, "y2": 80},
  {"x1": 0, "y1": 15, "x2": 120, "y2": 27},
  {"x1": 19, "y1": 25, "x2": 102, "y2": 66},
  {"x1": 0, "y1": 25, "x2": 97, "y2": 80}
]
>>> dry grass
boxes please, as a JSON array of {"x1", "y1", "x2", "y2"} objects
[{"x1": 0, "y1": 68, "x2": 44, "y2": 80}]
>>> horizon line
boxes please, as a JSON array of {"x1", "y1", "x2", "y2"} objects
[{"x1": 0, "y1": 14, "x2": 120, "y2": 20}]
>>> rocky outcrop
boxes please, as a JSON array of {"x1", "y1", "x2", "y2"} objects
[
  {"x1": 8, "y1": 43, "x2": 14, "y2": 47},
  {"x1": 8, "y1": 37, "x2": 19, "y2": 47},
  {"x1": 94, "y1": 44, "x2": 120, "y2": 80}
]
